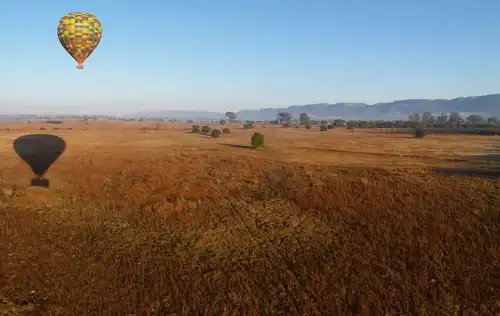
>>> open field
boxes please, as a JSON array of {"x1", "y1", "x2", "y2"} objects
[{"x1": 1, "y1": 121, "x2": 499, "y2": 315}]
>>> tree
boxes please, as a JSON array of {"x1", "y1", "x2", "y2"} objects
[
  {"x1": 277, "y1": 112, "x2": 292, "y2": 124},
  {"x1": 201, "y1": 126, "x2": 211, "y2": 134},
  {"x1": 466, "y1": 114, "x2": 483, "y2": 124},
  {"x1": 449, "y1": 112, "x2": 460, "y2": 122},
  {"x1": 346, "y1": 120, "x2": 358, "y2": 129},
  {"x1": 225, "y1": 112, "x2": 237, "y2": 121},
  {"x1": 251, "y1": 132, "x2": 265, "y2": 148},
  {"x1": 210, "y1": 129, "x2": 221, "y2": 138},
  {"x1": 333, "y1": 119, "x2": 346, "y2": 127},
  {"x1": 421, "y1": 112, "x2": 433, "y2": 123},
  {"x1": 487, "y1": 117, "x2": 498, "y2": 124},
  {"x1": 299, "y1": 112, "x2": 311, "y2": 125},
  {"x1": 449, "y1": 112, "x2": 462, "y2": 127},
  {"x1": 436, "y1": 112, "x2": 448, "y2": 123},
  {"x1": 408, "y1": 113, "x2": 420, "y2": 122},
  {"x1": 415, "y1": 125, "x2": 425, "y2": 138}
]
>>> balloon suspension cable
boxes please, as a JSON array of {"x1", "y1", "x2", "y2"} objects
[{"x1": 76, "y1": 64, "x2": 84, "y2": 69}]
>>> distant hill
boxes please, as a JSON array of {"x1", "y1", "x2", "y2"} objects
[
  {"x1": 7, "y1": 94, "x2": 496, "y2": 121},
  {"x1": 128, "y1": 94, "x2": 500, "y2": 121},
  {"x1": 236, "y1": 94, "x2": 500, "y2": 121}
]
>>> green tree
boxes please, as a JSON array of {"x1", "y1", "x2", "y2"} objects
[
  {"x1": 436, "y1": 112, "x2": 448, "y2": 123},
  {"x1": 277, "y1": 112, "x2": 292, "y2": 124},
  {"x1": 449, "y1": 112, "x2": 462, "y2": 127},
  {"x1": 251, "y1": 132, "x2": 265, "y2": 148},
  {"x1": 346, "y1": 120, "x2": 358, "y2": 129},
  {"x1": 201, "y1": 126, "x2": 211, "y2": 134},
  {"x1": 211, "y1": 129, "x2": 221, "y2": 138},
  {"x1": 333, "y1": 119, "x2": 346, "y2": 127},
  {"x1": 299, "y1": 112, "x2": 311, "y2": 125},
  {"x1": 415, "y1": 125, "x2": 425, "y2": 138},
  {"x1": 408, "y1": 113, "x2": 420, "y2": 122},
  {"x1": 243, "y1": 121, "x2": 253, "y2": 129},
  {"x1": 225, "y1": 112, "x2": 237, "y2": 122},
  {"x1": 421, "y1": 112, "x2": 432, "y2": 122},
  {"x1": 466, "y1": 114, "x2": 484, "y2": 124}
]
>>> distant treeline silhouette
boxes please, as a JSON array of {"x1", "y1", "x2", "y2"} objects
[{"x1": 264, "y1": 111, "x2": 500, "y2": 135}]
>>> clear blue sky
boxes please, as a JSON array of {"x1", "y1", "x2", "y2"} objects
[{"x1": 1, "y1": 0, "x2": 499, "y2": 115}]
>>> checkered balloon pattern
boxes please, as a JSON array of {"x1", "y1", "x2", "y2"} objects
[{"x1": 57, "y1": 12, "x2": 102, "y2": 69}]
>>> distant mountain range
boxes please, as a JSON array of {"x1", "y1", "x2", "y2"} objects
[
  {"x1": 1, "y1": 94, "x2": 499, "y2": 121},
  {"x1": 131, "y1": 94, "x2": 500, "y2": 121}
]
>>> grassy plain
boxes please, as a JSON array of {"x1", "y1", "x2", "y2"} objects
[{"x1": 0, "y1": 121, "x2": 499, "y2": 315}]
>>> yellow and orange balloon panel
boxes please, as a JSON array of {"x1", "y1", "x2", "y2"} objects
[{"x1": 57, "y1": 12, "x2": 102, "y2": 69}]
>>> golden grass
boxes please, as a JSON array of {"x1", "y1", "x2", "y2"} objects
[{"x1": 0, "y1": 121, "x2": 499, "y2": 315}]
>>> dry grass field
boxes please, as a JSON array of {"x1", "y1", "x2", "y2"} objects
[{"x1": 0, "y1": 121, "x2": 499, "y2": 315}]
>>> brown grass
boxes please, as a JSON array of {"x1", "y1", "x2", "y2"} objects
[{"x1": 0, "y1": 121, "x2": 499, "y2": 315}]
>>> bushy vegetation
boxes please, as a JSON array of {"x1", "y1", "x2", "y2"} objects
[
  {"x1": 192, "y1": 125, "x2": 200, "y2": 133},
  {"x1": 201, "y1": 126, "x2": 211, "y2": 134},
  {"x1": 225, "y1": 111, "x2": 237, "y2": 122},
  {"x1": 243, "y1": 122, "x2": 253, "y2": 129},
  {"x1": 305, "y1": 123, "x2": 312, "y2": 130},
  {"x1": 251, "y1": 132, "x2": 265, "y2": 148},
  {"x1": 210, "y1": 129, "x2": 221, "y2": 138},
  {"x1": 265, "y1": 111, "x2": 499, "y2": 135},
  {"x1": 222, "y1": 128, "x2": 231, "y2": 134},
  {"x1": 415, "y1": 126, "x2": 425, "y2": 138},
  {"x1": 320, "y1": 125, "x2": 328, "y2": 132}
]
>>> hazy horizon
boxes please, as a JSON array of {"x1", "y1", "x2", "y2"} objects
[
  {"x1": 1, "y1": 93, "x2": 499, "y2": 118},
  {"x1": 1, "y1": 0, "x2": 499, "y2": 114}
]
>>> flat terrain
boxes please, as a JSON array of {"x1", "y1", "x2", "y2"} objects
[{"x1": 0, "y1": 121, "x2": 499, "y2": 315}]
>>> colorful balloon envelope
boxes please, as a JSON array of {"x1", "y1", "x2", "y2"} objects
[{"x1": 57, "y1": 12, "x2": 102, "y2": 69}]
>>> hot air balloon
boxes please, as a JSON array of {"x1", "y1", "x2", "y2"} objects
[
  {"x1": 57, "y1": 12, "x2": 102, "y2": 69},
  {"x1": 13, "y1": 134, "x2": 66, "y2": 187}
]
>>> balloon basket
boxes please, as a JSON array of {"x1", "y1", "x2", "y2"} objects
[
  {"x1": 76, "y1": 64, "x2": 84, "y2": 69},
  {"x1": 31, "y1": 178, "x2": 49, "y2": 188}
]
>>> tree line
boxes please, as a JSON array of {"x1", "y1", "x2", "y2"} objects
[{"x1": 231, "y1": 111, "x2": 499, "y2": 129}]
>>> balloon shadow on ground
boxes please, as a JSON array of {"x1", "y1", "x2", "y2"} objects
[
  {"x1": 13, "y1": 134, "x2": 66, "y2": 188},
  {"x1": 432, "y1": 145, "x2": 500, "y2": 178}
]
